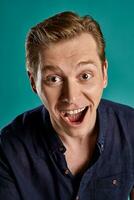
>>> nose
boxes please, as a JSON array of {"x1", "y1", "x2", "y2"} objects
[{"x1": 60, "y1": 79, "x2": 80, "y2": 104}]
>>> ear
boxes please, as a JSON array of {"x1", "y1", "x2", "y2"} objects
[
  {"x1": 27, "y1": 71, "x2": 37, "y2": 94},
  {"x1": 102, "y1": 59, "x2": 108, "y2": 88}
]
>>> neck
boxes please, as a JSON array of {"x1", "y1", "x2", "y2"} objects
[
  {"x1": 59, "y1": 119, "x2": 98, "y2": 150},
  {"x1": 51, "y1": 110, "x2": 98, "y2": 147},
  {"x1": 61, "y1": 123, "x2": 98, "y2": 175}
]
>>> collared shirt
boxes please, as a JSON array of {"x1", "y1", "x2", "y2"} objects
[{"x1": 0, "y1": 99, "x2": 134, "y2": 200}]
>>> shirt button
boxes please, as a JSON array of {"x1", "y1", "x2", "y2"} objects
[
  {"x1": 112, "y1": 179, "x2": 118, "y2": 185},
  {"x1": 64, "y1": 169, "x2": 69, "y2": 175},
  {"x1": 59, "y1": 146, "x2": 65, "y2": 153},
  {"x1": 76, "y1": 196, "x2": 79, "y2": 200}
]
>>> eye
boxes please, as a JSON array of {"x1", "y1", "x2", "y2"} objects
[
  {"x1": 80, "y1": 72, "x2": 92, "y2": 81},
  {"x1": 45, "y1": 75, "x2": 62, "y2": 85}
]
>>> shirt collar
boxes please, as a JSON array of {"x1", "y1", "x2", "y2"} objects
[{"x1": 97, "y1": 99, "x2": 109, "y2": 152}]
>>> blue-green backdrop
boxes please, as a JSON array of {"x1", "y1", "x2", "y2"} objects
[
  {"x1": 0, "y1": 1, "x2": 133, "y2": 198},
  {"x1": 1, "y1": 0, "x2": 134, "y2": 130}
]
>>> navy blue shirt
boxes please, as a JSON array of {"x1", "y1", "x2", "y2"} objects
[{"x1": 0, "y1": 99, "x2": 134, "y2": 200}]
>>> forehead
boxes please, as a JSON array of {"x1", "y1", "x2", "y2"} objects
[{"x1": 39, "y1": 33, "x2": 101, "y2": 69}]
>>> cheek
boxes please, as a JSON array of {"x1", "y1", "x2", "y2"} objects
[
  {"x1": 82, "y1": 80, "x2": 104, "y2": 99},
  {"x1": 38, "y1": 85, "x2": 61, "y2": 107}
]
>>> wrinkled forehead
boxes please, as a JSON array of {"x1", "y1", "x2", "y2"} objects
[{"x1": 38, "y1": 33, "x2": 101, "y2": 69}]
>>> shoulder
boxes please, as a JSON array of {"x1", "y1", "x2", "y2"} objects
[
  {"x1": 1, "y1": 105, "x2": 45, "y2": 133},
  {"x1": 0, "y1": 105, "x2": 48, "y2": 149},
  {"x1": 0, "y1": 105, "x2": 50, "y2": 175},
  {"x1": 99, "y1": 99, "x2": 134, "y2": 139},
  {"x1": 99, "y1": 98, "x2": 134, "y2": 117}
]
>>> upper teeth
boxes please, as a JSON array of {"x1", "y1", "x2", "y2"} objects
[{"x1": 62, "y1": 107, "x2": 86, "y2": 115}]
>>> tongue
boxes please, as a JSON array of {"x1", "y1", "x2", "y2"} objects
[{"x1": 67, "y1": 112, "x2": 83, "y2": 122}]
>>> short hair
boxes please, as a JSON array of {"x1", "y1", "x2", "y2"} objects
[{"x1": 25, "y1": 11, "x2": 106, "y2": 75}]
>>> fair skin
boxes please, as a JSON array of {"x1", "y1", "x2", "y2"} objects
[{"x1": 29, "y1": 33, "x2": 108, "y2": 175}]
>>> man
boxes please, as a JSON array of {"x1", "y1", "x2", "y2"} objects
[{"x1": 0, "y1": 11, "x2": 134, "y2": 200}]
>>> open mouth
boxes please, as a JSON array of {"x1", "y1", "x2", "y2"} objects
[{"x1": 61, "y1": 106, "x2": 88, "y2": 125}]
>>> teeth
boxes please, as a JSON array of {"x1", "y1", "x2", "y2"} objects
[{"x1": 62, "y1": 107, "x2": 86, "y2": 115}]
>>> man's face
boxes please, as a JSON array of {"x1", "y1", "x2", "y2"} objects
[{"x1": 29, "y1": 33, "x2": 108, "y2": 137}]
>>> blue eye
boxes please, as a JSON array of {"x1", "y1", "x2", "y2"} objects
[{"x1": 80, "y1": 72, "x2": 92, "y2": 80}]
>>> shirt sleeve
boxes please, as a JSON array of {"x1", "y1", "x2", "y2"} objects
[{"x1": 0, "y1": 143, "x2": 21, "y2": 200}]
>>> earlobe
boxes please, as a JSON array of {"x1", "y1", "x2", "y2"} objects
[
  {"x1": 103, "y1": 81, "x2": 107, "y2": 88},
  {"x1": 103, "y1": 59, "x2": 108, "y2": 88},
  {"x1": 27, "y1": 71, "x2": 37, "y2": 94}
]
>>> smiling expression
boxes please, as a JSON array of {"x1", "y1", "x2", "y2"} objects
[{"x1": 29, "y1": 33, "x2": 108, "y2": 137}]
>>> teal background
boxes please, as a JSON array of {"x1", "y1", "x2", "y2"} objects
[
  {"x1": 0, "y1": 1, "x2": 133, "y2": 198},
  {"x1": 1, "y1": 0, "x2": 134, "y2": 131}
]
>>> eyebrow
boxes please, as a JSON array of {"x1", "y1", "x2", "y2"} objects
[
  {"x1": 77, "y1": 60, "x2": 97, "y2": 68},
  {"x1": 41, "y1": 65, "x2": 63, "y2": 73},
  {"x1": 41, "y1": 60, "x2": 97, "y2": 73}
]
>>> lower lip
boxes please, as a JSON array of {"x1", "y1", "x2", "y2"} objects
[{"x1": 60, "y1": 107, "x2": 89, "y2": 127}]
